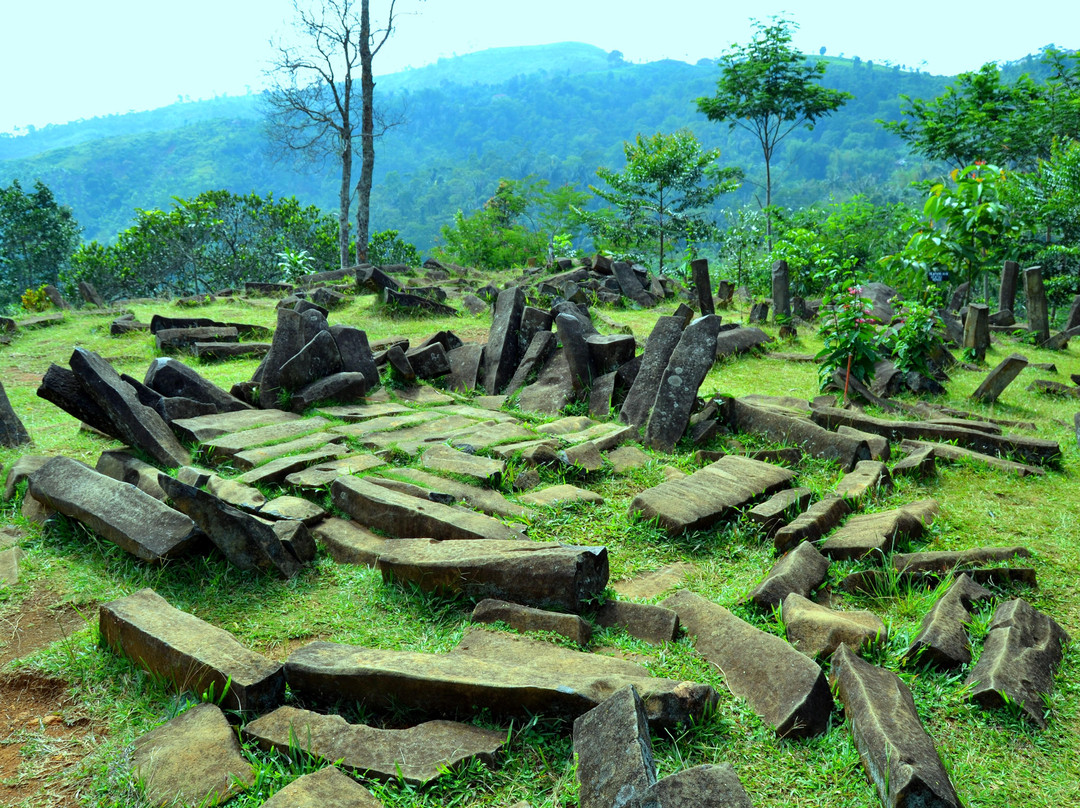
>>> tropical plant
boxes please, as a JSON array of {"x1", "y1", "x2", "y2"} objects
[
  {"x1": 815, "y1": 267, "x2": 880, "y2": 394},
  {"x1": 584, "y1": 130, "x2": 741, "y2": 276}
]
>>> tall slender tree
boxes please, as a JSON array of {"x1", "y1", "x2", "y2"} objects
[
  {"x1": 696, "y1": 17, "x2": 850, "y2": 249},
  {"x1": 265, "y1": 0, "x2": 402, "y2": 268}
]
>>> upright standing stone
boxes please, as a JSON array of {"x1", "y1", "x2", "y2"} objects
[
  {"x1": 771, "y1": 260, "x2": 791, "y2": 322},
  {"x1": 1065, "y1": 293, "x2": 1080, "y2": 332},
  {"x1": 999, "y1": 259, "x2": 1019, "y2": 314},
  {"x1": 77, "y1": 280, "x2": 106, "y2": 307},
  {"x1": 691, "y1": 258, "x2": 714, "y2": 316},
  {"x1": 963, "y1": 302, "x2": 990, "y2": 361},
  {"x1": 259, "y1": 307, "x2": 307, "y2": 408},
  {"x1": 612, "y1": 261, "x2": 655, "y2": 307},
  {"x1": 329, "y1": 325, "x2": 380, "y2": 389},
  {"x1": 644, "y1": 315, "x2": 723, "y2": 453},
  {"x1": 0, "y1": 380, "x2": 30, "y2": 448},
  {"x1": 484, "y1": 286, "x2": 526, "y2": 394},
  {"x1": 1024, "y1": 265, "x2": 1051, "y2": 344},
  {"x1": 619, "y1": 315, "x2": 684, "y2": 430},
  {"x1": 556, "y1": 312, "x2": 594, "y2": 395}
]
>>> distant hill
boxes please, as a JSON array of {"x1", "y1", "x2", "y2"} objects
[{"x1": 0, "y1": 42, "x2": 957, "y2": 249}]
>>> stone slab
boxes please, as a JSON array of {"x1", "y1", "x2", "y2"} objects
[
  {"x1": 100, "y1": 588, "x2": 285, "y2": 711},
  {"x1": 821, "y1": 500, "x2": 938, "y2": 561},
  {"x1": 520, "y1": 484, "x2": 603, "y2": 508},
  {"x1": 260, "y1": 766, "x2": 382, "y2": 808},
  {"x1": 231, "y1": 431, "x2": 345, "y2": 471},
  {"x1": 170, "y1": 408, "x2": 301, "y2": 444},
  {"x1": 472, "y1": 598, "x2": 592, "y2": 645},
  {"x1": 906, "y1": 574, "x2": 993, "y2": 668},
  {"x1": 203, "y1": 417, "x2": 331, "y2": 461},
  {"x1": 782, "y1": 593, "x2": 885, "y2": 658},
  {"x1": 750, "y1": 540, "x2": 830, "y2": 609}
]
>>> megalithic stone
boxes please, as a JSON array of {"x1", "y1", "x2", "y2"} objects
[
  {"x1": 37, "y1": 363, "x2": 122, "y2": 438},
  {"x1": 69, "y1": 347, "x2": 191, "y2": 468},
  {"x1": 691, "y1": 257, "x2": 714, "y2": 316},
  {"x1": 143, "y1": 357, "x2": 251, "y2": 413},
  {"x1": 999, "y1": 259, "x2": 1019, "y2": 313},
  {"x1": 574, "y1": 686, "x2": 656, "y2": 808},
  {"x1": 1066, "y1": 293, "x2": 1080, "y2": 332},
  {"x1": 971, "y1": 353, "x2": 1029, "y2": 404},
  {"x1": 962, "y1": 302, "x2": 990, "y2": 361},
  {"x1": 661, "y1": 589, "x2": 834, "y2": 738},
  {"x1": 0, "y1": 380, "x2": 30, "y2": 448},
  {"x1": 259, "y1": 307, "x2": 307, "y2": 408},
  {"x1": 644, "y1": 314, "x2": 724, "y2": 453},
  {"x1": 831, "y1": 643, "x2": 963, "y2": 808},
  {"x1": 555, "y1": 312, "x2": 594, "y2": 395},
  {"x1": 619, "y1": 315, "x2": 685, "y2": 430},
  {"x1": 1024, "y1": 265, "x2": 1051, "y2": 343},
  {"x1": 771, "y1": 259, "x2": 791, "y2": 322},
  {"x1": 906, "y1": 573, "x2": 993, "y2": 668},
  {"x1": 99, "y1": 587, "x2": 285, "y2": 712},
  {"x1": 484, "y1": 286, "x2": 526, "y2": 394},
  {"x1": 964, "y1": 598, "x2": 1070, "y2": 728}
]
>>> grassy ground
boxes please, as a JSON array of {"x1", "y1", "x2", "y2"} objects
[{"x1": 1, "y1": 289, "x2": 1079, "y2": 807}]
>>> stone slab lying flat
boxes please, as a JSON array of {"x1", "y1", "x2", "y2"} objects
[
  {"x1": 244, "y1": 705, "x2": 505, "y2": 786},
  {"x1": 593, "y1": 601, "x2": 680, "y2": 645},
  {"x1": 520, "y1": 484, "x2": 603, "y2": 508},
  {"x1": 964, "y1": 598, "x2": 1070, "y2": 727},
  {"x1": 285, "y1": 628, "x2": 717, "y2": 729},
  {"x1": 660, "y1": 590, "x2": 833, "y2": 738},
  {"x1": 170, "y1": 408, "x2": 301, "y2": 443},
  {"x1": 782, "y1": 593, "x2": 886, "y2": 658},
  {"x1": 316, "y1": 402, "x2": 412, "y2": 421},
  {"x1": 28, "y1": 456, "x2": 202, "y2": 562},
  {"x1": 907, "y1": 574, "x2": 993, "y2": 668},
  {"x1": 472, "y1": 598, "x2": 592, "y2": 645},
  {"x1": 392, "y1": 467, "x2": 531, "y2": 519},
  {"x1": 100, "y1": 587, "x2": 285, "y2": 712},
  {"x1": 283, "y1": 453, "x2": 387, "y2": 489},
  {"x1": 629, "y1": 455, "x2": 794, "y2": 536},
  {"x1": 773, "y1": 496, "x2": 851, "y2": 554},
  {"x1": 260, "y1": 766, "x2": 382, "y2": 808},
  {"x1": 133, "y1": 704, "x2": 253, "y2": 808},
  {"x1": 893, "y1": 546, "x2": 1032, "y2": 573},
  {"x1": 899, "y1": 438, "x2": 1045, "y2": 477},
  {"x1": 310, "y1": 517, "x2": 390, "y2": 566},
  {"x1": 833, "y1": 460, "x2": 892, "y2": 503},
  {"x1": 750, "y1": 540, "x2": 830, "y2": 609},
  {"x1": 832, "y1": 644, "x2": 962, "y2": 807},
  {"x1": 359, "y1": 415, "x2": 487, "y2": 454},
  {"x1": 375, "y1": 539, "x2": 608, "y2": 612},
  {"x1": 821, "y1": 500, "x2": 938, "y2": 561},
  {"x1": 232, "y1": 431, "x2": 346, "y2": 471},
  {"x1": 236, "y1": 445, "x2": 348, "y2": 487},
  {"x1": 420, "y1": 443, "x2": 504, "y2": 486},
  {"x1": 203, "y1": 417, "x2": 331, "y2": 461},
  {"x1": 727, "y1": 398, "x2": 871, "y2": 471},
  {"x1": 332, "y1": 475, "x2": 523, "y2": 541},
  {"x1": 329, "y1": 410, "x2": 445, "y2": 438},
  {"x1": 747, "y1": 486, "x2": 813, "y2": 539}
]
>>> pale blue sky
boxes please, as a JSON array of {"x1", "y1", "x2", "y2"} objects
[{"x1": 2, "y1": 0, "x2": 1073, "y2": 134}]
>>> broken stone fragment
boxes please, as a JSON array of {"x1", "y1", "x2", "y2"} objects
[
  {"x1": 133, "y1": 703, "x2": 254, "y2": 808},
  {"x1": 821, "y1": 500, "x2": 938, "y2": 561},
  {"x1": 831, "y1": 643, "x2": 963, "y2": 808},
  {"x1": 243, "y1": 705, "x2": 505, "y2": 786},
  {"x1": 749, "y1": 540, "x2": 830, "y2": 609},
  {"x1": 592, "y1": 600, "x2": 680, "y2": 644},
  {"x1": 906, "y1": 574, "x2": 993, "y2": 668},
  {"x1": 964, "y1": 598, "x2": 1070, "y2": 728},
  {"x1": 471, "y1": 598, "x2": 593, "y2": 645},
  {"x1": 782, "y1": 593, "x2": 886, "y2": 658},
  {"x1": 573, "y1": 686, "x2": 656, "y2": 808},
  {"x1": 661, "y1": 589, "x2": 833, "y2": 738},
  {"x1": 100, "y1": 588, "x2": 285, "y2": 712},
  {"x1": 260, "y1": 766, "x2": 383, "y2": 808}
]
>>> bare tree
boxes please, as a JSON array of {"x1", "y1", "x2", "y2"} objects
[{"x1": 265, "y1": 0, "x2": 401, "y2": 268}]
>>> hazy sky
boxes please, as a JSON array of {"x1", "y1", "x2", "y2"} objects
[{"x1": 2, "y1": 0, "x2": 1074, "y2": 134}]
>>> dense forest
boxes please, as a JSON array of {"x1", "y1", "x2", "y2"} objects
[{"x1": 0, "y1": 42, "x2": 952, "y2": 249}]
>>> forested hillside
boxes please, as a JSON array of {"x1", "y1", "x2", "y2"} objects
[{"x1": 0, "y1": 42, "x2": 952, "y2": 249}]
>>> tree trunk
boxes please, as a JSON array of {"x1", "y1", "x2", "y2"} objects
[
  {"x1": 338, "y1": 130, "x2": 352, "y2": 270},
  {"x1": 764, "y1": 152, "x2": 773, "y2": 252},
  {"x1": 355, "y1": 0, "x2": 375, "y2": 265}
]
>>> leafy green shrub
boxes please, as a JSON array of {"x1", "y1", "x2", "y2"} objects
[
  {"x1": 367, "y1": 229, "x2": 422, "y2": 267},
  {"x1": 816, "y1": 268, "x2": 880, "y2": 392},
  {"x1": 879, "y1": 293, "x2": 940, "y2": 375},
  {"x1": 20, "y1": 284, "x2": 51, "y2": 312}
]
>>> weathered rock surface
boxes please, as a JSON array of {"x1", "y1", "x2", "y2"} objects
[
  {"x1": 95, "y1": 449, "x2": 167, "y2": 500},
  {"x1": 244, "y1": 705, "x2": 505, "y2": 786},
  {"x1": 517, "y1": 348, "x2": 575, "y2": 415},
  {"x1": 631, "y1": 763, "x2": 754, "y2": 808},
  {"x1": 833, "y1": 460, "x2": 892, "y2": 503},
  {"x1": 747, "y1": 486, "x2": 813, "y2": 539},
  {"x1": 619, "y1": 315, "x2": 685, "y2": 430},
  {"x1": 70, "y1": 347, "x2": 191, "y2": 467},
  {"x1": 782, "y1": 593, "x2": 886, "y2": 658},
  {"x1": 899, "y1": 438, "x2": 1046, "y2": 476},
  {"x1": 203, "y1": 416, "x2": 331, "y2": 461},
  {"x1": 485, "y1": 286, "x2": 526, "y2": 394},
  {"x1": 971, "y1": 353, "x2": 1029, "y2": 404},
  {"x1": 892, "y1": 545, "x2": 1032, "y2": 573},
  {"x1": 285, "y1": 629, "x2": 717, "y2": 728},
  {"x1": 0, "y1": 380, "x2": 31, "y2": 447},
  {"x1": 133, "y1": 703, "x2": 253, "y2": 807},
  {"x1": 773, "y1": 496, "x2": 851, "y2": 554},
  {"x1": 726, "y1": 398, "x2": 870, "y2": 471},
  {"x1": 169, "y1": 407, "x2": 300, "y2": 443},
  {"x1": 750, "y1": 540, "x2": 830, "y2": 609},
  {"x1": 420, "y1": 443, "x2": 504, "y2": 486},
  {"x1": 28, "y1": 457, "x2": 202, "y2": 561},
  {"x1": 821, "y1": 500, "x2": 938, "y2": 561},
  {"x1": 158, "y1": 475, "x2": 303, "y2": 577},
  {"x1": 831, "y1": 644, "x2": 963, "y2": 808},
  {"x1": 907, "y1": 574, "x2": 993, "y2": 668},
  {"x1": 629, "y1": 455, "x2": 794, "y2": 536},
  {"x1": 471, "y1": 598, "x2": 593, "y2": 645},
  {"x1": 375, "y1": 539, "x2": 607, "y2": 612},
  {"x1": 332, "y1": 476, "x2": 523, "y2": 541},
  {"x1": 100, "y1": 588, "x2": 285, "y2": 711},
  {"x1": 593, "y1": 601, "x2": 680, "y2": 644},
  {"x1": 574, "y1": 686, "x2": 656, "y2": 808},
  {"x1": 965, "y1": 598, "x2": 1070, "y2": 728},
  {"x1": 520, "y1": 483, "x2": 603, "y2": 507},
  {"x1": 714, "y1": 326, "x2": 773, "y2": 357},
  {"x1": 661, "y1": 590, "x2": 834, "y2": 738},
  {"x1": 391, "y1": 467, "x2": 531, "y2": 519},
  {"x1": 644, "y1": 314, "x2": 724, "y2": 453},
  {"x1": 260, "y1": 766, "x2": 383, "y2": 808}
]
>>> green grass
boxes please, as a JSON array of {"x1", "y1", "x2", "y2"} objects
[{"x1": 3, "y1": 292, "x2": 1080, "y2": 806}]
